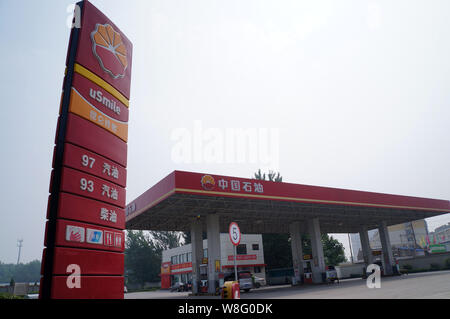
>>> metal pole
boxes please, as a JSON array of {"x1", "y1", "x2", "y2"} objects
[
  {"x1": 17, "y1": 239, "x2": 23, "y2": 265},
  {"x1": 348, "y1": 233, "x2": 354, "y2": 263},
  {"x1": 234, "y1": 245, "x2": 238, "y2": 282},
  {"x1": 410, "y1": 222, "x2": 417, "y2": 257}
]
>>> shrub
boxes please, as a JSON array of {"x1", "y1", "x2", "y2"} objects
[
  {"x1": 445, "y1": 258, "x2": 450, "y2": 270},
  {"x1": 402, "y1": 264, "x2": 413, "y2": 271},
  {"x1": 0, "y1": 293, "x2": 24, "y2": 299},
  {"x1": 430, "y1": 263, "x2": 441, "y2": 270}
]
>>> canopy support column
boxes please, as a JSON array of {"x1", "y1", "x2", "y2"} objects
[
  {"x1": 378, "y1": 221, "x2": 395, "y2": 275},
  {"x1": 307, "y1": 218, "x2": 326, "y2": 283},
  {"x1": 190, "y1": 218, "x2": 203, "y2": 294},
  {"x1": 359, "y1": 226, "x2": 374, "y2": 266},
  {"x1": 290, "y1": 221, "x2": 304, "y2": 284},
  {"x1": 206, "y1": 214, "x2": 221, "y2": 294}
]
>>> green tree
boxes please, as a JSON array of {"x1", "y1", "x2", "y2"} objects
[
  {"x1": 181, "y1": 231, "x2": 191, "y2": 245},
  {"x1": 262, "y1": 233, "x2": 292, "y2": 269},
  {"x1": 124, "y1": 230, "x2": 162, "y2": 285},
  {"x1": 181, "y1": 231, "x2": 206, "y2": 245},
  {"x1": 150, "y1": 231, "x2": 182, "y2": 251},
  {"x1": 322, "y1": 234, "x2": 347, "y2": 266},
  {"x1": 0, "y1": 260, "x2": 41, "y2": 284},
  {"x1": 124, "y1": 230, "x2": 182, "y2": 287},
  {"x1": 254, "y1": 169, "x2": 266, "y2": 181},
  {"x1": 254, "y1": 169, "x2": 282, "y2": 182},
  {"x1": 301, "y1": 234, "x2": 347, "y2": 266}
]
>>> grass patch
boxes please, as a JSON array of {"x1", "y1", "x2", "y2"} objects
[
  {"x1": 126, "y1": 287, "x2": 159, "y2": 293},
  {"x1": 0, "y1": 292, "x2": 26, "y2": 299},
  {"x1": 430, "y1": 263, "x2": 441, "y2": 270}
]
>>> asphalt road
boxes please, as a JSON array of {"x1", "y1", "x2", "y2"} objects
[{"x1": 125, "y1": 270, "x2": 450, "y2": 299}]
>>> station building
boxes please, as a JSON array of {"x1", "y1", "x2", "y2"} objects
[
  {"x1": 350, "y1": 219, "x2": 450, "y2": 261},
  {"x1": 127, "y1": 170, "x2": 450, "y2": 294},
  {"x1": 429, "y1": 222, "x2": 450, "y2": 252},
  {"x1": 160, "y1": 234, "x2": 266, "y2": 289},
  {"x1": 350, "y1": 219, "x2": 429, "y2": 261}
]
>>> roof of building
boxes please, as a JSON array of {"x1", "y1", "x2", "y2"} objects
[{"x1": 126, "y1": 170, "x2": 450, "y2": 234}]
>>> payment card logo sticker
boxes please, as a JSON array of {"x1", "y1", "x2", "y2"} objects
[
  {"x1": 104, "y1": 231, "x2": 114, "y2": 246},
  {"x1": 114, "y1": 233, "x2": 123, "y2": 248},
  {"x1": 91, "y1": 24, "x2": 128, "y2": 79},
  {"x1": 66, "y1": 226, "x2": 85, "y2": 243},
  {"x1": 201, "y1": 175, "x2": 215, "y2": 191},
  {"x1": 86, "y1": 228, "x2": 103, "y2": 245}
]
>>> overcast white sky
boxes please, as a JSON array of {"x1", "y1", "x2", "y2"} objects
[{"x1": 0, "y1": 0, "x2": 449, "y2": 264}]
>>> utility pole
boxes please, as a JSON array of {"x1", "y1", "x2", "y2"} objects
[
  {"x1": 410, "y1": 221, "x2": 418, "y2": 257},
  {"x1": 348, "y1": 233, "x2": 354, "y2": 263},
  {"x1": 17, "y1": 239, "x2": 23, "y2": 265}
]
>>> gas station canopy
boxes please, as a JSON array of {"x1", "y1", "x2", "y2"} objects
[{"x1": 125, "y1": 171, "x2": 450, "y2": 234}]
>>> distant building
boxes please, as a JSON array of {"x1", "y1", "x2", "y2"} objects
[
  {"x1": 350, "y1": 234, "x2": 362, "y2": 263},
  {"x1": 428, "y1": 222, "x2": 450, "y2": 252},
  {"x1": 160, "y1": 234, "x2": 266, "y2": 289},
  {"x1": 350, "y1": 219, "x2": 429, "y2": 261}
]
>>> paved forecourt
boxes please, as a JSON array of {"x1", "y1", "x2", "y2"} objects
[{"x1": 124, "y1": 270, "x2": 450, "y2": 299}]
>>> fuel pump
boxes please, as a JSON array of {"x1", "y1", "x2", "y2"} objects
[{"x1": 303, "y1": 256, "x2": 313, "y2": 284}]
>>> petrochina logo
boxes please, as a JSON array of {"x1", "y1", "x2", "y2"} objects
[
  {"x1": 91, "y1": 23, "x2": 128, "y2": 79},
  {"x1": 201, "y1": 175, "x2": 215, "y2": 191}
]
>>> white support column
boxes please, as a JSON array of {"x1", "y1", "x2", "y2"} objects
[
  {"x1": 378, "y1": 221, "x2": 394, "y2": 275},
  {"x1": 307, "y1": 218, "x2": 326, "y2": 283},
  {"x1": 359, "y1": 226, "x2": 374, "y2": 266},
  {"x1": 290, "y1": 222, "x2": 304, "y2": 284},
  {"x1": 190, "y1": 219, "x2": 203, "y2": 294},
  {"x1": 206, "y1": 214, "x2": 221, "y2": 294}
]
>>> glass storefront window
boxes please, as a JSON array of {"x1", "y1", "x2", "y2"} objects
[{"x1": 237, "y1": 244, "x2": 247, "y2": 255}]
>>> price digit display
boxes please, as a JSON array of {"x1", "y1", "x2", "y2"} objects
[
  {"x1": 81, "y1": 154, "x2": 95, "y2": 168},
  {"x1": 80, "y1": 178, "x2": 94, "y2": 192}
]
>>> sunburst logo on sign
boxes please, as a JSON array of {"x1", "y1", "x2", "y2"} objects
[
  {"x1": 201, "y1": 175, "x2": 215, "y2": 191},
  {"x1": 91, "y1": 23, "x2": 128, "y2": 79}
]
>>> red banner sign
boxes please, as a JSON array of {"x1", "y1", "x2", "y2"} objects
[
  {"x1": 60, "y1": 167, "x2": 126, "y2": 208},
  {"x1": 55, "y1": 192, "x2": 125, "y2": 229},
  {"x1": 49, "y1": 276, "x2": 124, "y2": 299},
  {"x1": 41, "y1": 0, "x2": 132, "y2": 300},
  {"x1": 52, "y1": 247, "x2": 124, "y2": 275},
  {"x1": 173, "y1": 171, "x2": 450, "y2": 212},
  {"x1": 227, "y1": 255, "x2": 257, "y2": 261},
  {"x1": 64, "y1": 113, "x2": 127, "y2": 167},
  {"x1": 171, "y1": 262, "x2": 193, "y2": 270},
  {"x1": 63, "y1": 142, "x2": 126, "y2": 187}
]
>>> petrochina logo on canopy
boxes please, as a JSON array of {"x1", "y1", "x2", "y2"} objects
[
  {"x1": 200, "y1": 174, "x2": 265, "y2": 194},
  {"x1": 91, "y1": 23, "x2": 128, "y2": 79},
  {"x1": 201, "y1": 175, "x2": 215, "y2": 191}
]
